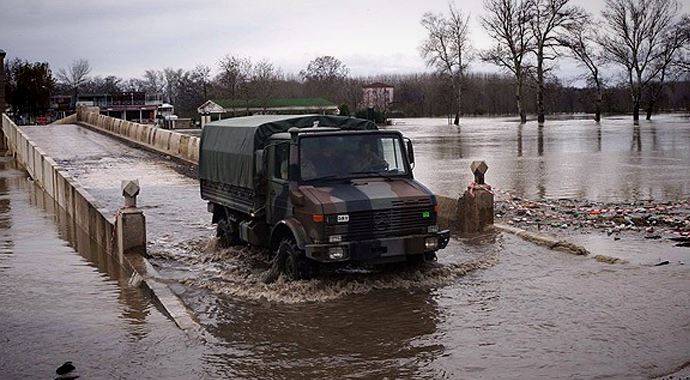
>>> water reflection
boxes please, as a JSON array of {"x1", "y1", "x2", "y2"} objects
[
  {"x1": 0, "y1": 156, "x2": 202, "y2": 379},
  {"x1": 201, "y1": 288, "x2": 443, "y2": 379},
  {"x1": 19, "y1": 160, "x2": 153, "y2": 328},
  {"x1": 390, "y1": 115, "x2": 690, "y2": 201}
]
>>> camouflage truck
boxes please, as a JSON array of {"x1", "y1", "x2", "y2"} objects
[{"x1": 199, "y1": 115, "x2": 449, "y2": 280}]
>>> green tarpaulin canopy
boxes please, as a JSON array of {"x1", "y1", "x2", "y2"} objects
[{"x1": 199, "y1": 115, "x2": 378, "y2": 189}]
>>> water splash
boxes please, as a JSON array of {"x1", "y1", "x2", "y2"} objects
[{"x1": 172, "y1": 237, "x2": 498, "y2": 304}]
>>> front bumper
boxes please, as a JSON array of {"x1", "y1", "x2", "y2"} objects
[{"x1": 305, "y1": 230, "x2": 450, "y2": 263}]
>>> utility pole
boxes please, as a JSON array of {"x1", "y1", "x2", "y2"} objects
[{"x1": 0, "y1": 49, "x2": 6, "y2": 115}]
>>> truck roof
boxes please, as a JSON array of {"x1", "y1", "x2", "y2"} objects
[{"x1": 200, "y1": 115, "x2": 378, "y2": 189}]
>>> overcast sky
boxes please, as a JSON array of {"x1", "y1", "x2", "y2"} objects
[{"x1": 2, "y1": 0, "x2": 689, "y2": 82}]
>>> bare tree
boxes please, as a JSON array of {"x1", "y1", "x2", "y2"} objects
[
  {"x1": 217, "y1": 55, "x2": 252, "y2": 99},
  {"x1": 299, "y1": 55, "x2": 349, "y2": 82},
  {"x1": 558, "y1": 12, "x2": 606, "y2": 121},
  {"x1": 481, "y1": 0, "x2": 532, "y2": 123},
  {"x1": 526, "y1": 0, "x2": 583, "y2": 124},
  {"x1": 601, "y1": 0, "x2": 684, "y2": 123},
  {"x1": 163, "y1": 67, "x2": 184, "y2": 105},
  {"x1": 643, "y1": 15, "x2": 690, "y2": 119},
  {"x1": 252, "y1": 59, "x2": 280, "y2": 110},
  {"x1": 420, "y1": 3, "x2": 472, "y2": 125},
  {"x1": 192, "y1": 64, "x2": 212, "y2": 101},
  {"x1": 56, "y1": 58, "x2": 91, "y2": 101},
  {"x1": 300, "y1": 55, "x2": 350, "y2": 103},
  {"x1": 140, "y1": 69, "x2": 166, "y2": 98}
]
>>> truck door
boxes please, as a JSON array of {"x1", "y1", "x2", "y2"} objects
[{"x1": 267, "y1": 142, "x2": 290, "y2": 225}]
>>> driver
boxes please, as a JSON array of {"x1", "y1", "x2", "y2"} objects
[{"x1": 355, "y1": 143, "x2": 388, "y2": 172}]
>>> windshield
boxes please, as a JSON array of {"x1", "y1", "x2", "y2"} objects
[{"x1": 300, "y1": 134, "x2": 409, "y2": 181}]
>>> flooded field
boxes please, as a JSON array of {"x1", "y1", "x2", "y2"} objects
[
  {"x1": 6, "y1": 119, "x2": 690, "y2": 379},
  {"x1": 392, "y1": 114, "x2": 690, "y2": 202}
]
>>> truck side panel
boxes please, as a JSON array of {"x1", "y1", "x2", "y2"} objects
[{"x1": 200, "y1": 179, "x2": 260, "y2": 216}]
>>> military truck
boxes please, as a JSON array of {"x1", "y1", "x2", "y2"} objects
[{"x1": 199, "y1": 115, "x2": 449, "y2": 280}]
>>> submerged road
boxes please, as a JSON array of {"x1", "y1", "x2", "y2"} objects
[
  {"x1": 0, "y1": 157, "x2": 204, "y2": 379},
  {"x1": 10, "y1": 122, "x2": 690, "y2": 379}
]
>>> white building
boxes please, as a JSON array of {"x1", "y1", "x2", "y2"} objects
[{"x1": 362, "y1": 82, "x2": 394, "y2": 111}]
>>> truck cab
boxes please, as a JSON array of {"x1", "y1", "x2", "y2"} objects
[{"x1": 199, "y1": 115, "x2": 449, "y2": 280}]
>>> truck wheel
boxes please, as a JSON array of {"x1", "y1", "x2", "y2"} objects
[
  {"x1": 278, "y1": 237, "x2": 317, "y2": 281},
  {"x1": 217, "y1": 218, "x2": 241, "y2": 248}
]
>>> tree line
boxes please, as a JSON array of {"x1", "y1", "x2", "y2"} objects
[
  {"x1": 3, "y1": 0, "x2": 690, "y2": 124},
  {"x1": 422, "y1": 0, "x2": 690, "y2": 124}
]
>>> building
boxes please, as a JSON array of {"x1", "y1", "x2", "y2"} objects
[
  {"x1": 362, "y1": 82, "x2": 394, "y2": 112},
  {"x1": 197, "y1": 97, "x2": 339, "y2": 127},
  {"x1": 74, "y1": 92, "x2": 170, "y2": 124}
]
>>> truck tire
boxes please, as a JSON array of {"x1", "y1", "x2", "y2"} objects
[
  {"x1": 278, "y1": 237, "x2": 317, "y2": 281},
  {"x1": 217, "y1": 218, "x2": 241, "y2": 248}
]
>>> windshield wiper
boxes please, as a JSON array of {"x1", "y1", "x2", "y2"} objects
[
  {"x1": 348, "y1": 170, "x2": 381, "y2": 177},
  {"x1": 306, "y1": 174, "x2": 348, "y2": 182},
  {"x1": 348, "y1": 170, "x2": 399, "y2": 180}
]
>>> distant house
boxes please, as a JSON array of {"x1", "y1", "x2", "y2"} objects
[
  {"x1": 362, "y1": 82, "x2": 394, "y2": 112},
  {"x1": 69, "y1": 92, "x2": 175, "y2": 125},
  {"x1": 197, "y1": 97, "x2": 339, "y2": 127}
]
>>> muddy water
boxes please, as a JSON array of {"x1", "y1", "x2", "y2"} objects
[
  {"x1": 0, "y1": 157, "x2": 206, "y2": 379},
  {"x1": 392, "y1": 114, "x2": 690, "y2": 202},
  {"x1": 13, "y1": 122, "x2": 690, "y2": 378},
  {"x1": 167, "y1": 233, "x2": 690, "y2": 379}
]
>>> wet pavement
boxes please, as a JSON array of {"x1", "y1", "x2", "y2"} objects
[
  {"x1": 6, "y1": 120, "x2": 690, "y2": 379},
  {"x1": 391, "y1": 114, "x2": 690, "y2": 202}
]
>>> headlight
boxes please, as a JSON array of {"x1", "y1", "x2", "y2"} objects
[
  {"x1": 425, "y1": 237, "x2": 439, "y2": 250},
  {"x1": 327, "y1": 247, "x2": 346, "y2": 260}
]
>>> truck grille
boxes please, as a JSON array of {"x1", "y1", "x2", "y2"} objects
[{"x1": 325, "y1": 205, "x2": 435, "y2": 240}]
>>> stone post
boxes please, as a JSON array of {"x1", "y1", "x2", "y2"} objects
[
  {"x1": 116, "y1": 180, "x2": 146, "y2": 257},
  {"x1": 457, "y1": 161, "x2": 494, "y2": 234}
]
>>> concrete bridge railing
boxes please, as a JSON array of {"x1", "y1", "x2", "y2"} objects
[
  {"x1": 74, "y1": 107, "x2": 199, "y2": 164},
  {"x1": 2, "y1": 113, "x2": 116, "y2": 255}
]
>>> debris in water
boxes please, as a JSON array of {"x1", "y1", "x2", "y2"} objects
[
  {"x1": 654, "y1": 261, "x2": 670, "y2": 267},
  {"x1": 55, "y1": 361, "x2": 78, "y2": 379}
]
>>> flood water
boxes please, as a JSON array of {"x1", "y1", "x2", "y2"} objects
[
  {"x1": 0, "y1": 157, "x2": 205, "y2": 379},
  {"x1": 6, "y1": 119, "x2": 690, "y2": 379},
  {"x1": 391, "y1": 114, "x2": 690, "y2": 202}
]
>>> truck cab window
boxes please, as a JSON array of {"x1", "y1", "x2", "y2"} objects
[{"x1": 273, "y1": 143, "x2": 289, "y2": 181}]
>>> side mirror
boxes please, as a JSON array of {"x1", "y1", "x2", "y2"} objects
[
  {"x1": 405, "y1": 138, "x2": 415, "y2": 169},
  {"x1": 255, "y1": 149, "x2": 266, "y2": 176}
]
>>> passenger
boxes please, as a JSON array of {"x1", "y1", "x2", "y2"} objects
[{"x1": 301, "y1": 150, "x2": 318, "y2": 180}]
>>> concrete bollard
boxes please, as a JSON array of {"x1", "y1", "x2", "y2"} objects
[
  {"x1": 457, "y1": 160, "x2": 494, "y2": 234},
  {"x1": 116, "y1": 180, "x2": 146, "y2": 256}
]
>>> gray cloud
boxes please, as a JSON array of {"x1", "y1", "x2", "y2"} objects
[{"x1": 1, "y1": 0, "x2": 688, "y2": 79}]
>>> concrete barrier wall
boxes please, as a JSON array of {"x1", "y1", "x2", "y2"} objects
[
  {"x1": 2, "y1": 113, "x2": 116, "y2": 255},
  {"x1": 76, "y1": 108, "x2": 199, "y2": 164},
  {"x1": 51, "y1": 113, "x2": 77, "y2": 125}
]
